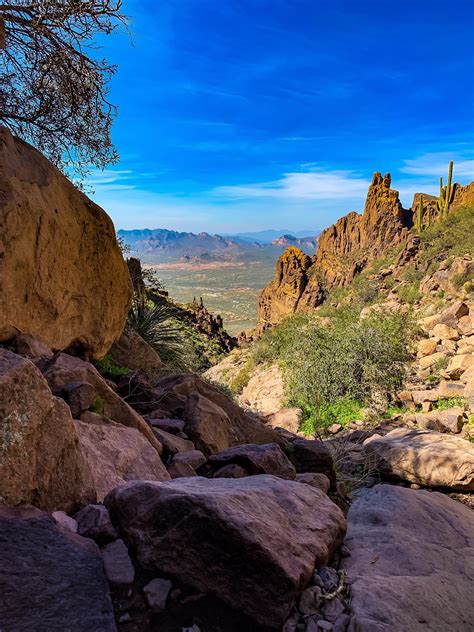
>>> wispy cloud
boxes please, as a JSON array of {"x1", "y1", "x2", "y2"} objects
[
  {"x1": 88, "y1": 169, "x2": 137, "y2": 192},
  {"x1": 212, "y1": 168, "x2": 370, "y2": 201},
  {"x1": 400, "y1": 152, "x2": 474, "y2": 178}
]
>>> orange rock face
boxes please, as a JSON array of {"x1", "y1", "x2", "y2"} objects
[
  {"x1": 0, "y1": 127, "x2": 132, "y2": 359},
  {"x1": 258, "y1": 172, "x2": 410, "y2": 331}
]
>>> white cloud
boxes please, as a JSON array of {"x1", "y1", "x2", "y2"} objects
[
  {"x1": 212, "y1": 169, "x2": 370, "y2": 201},
  {"x1": 400, "y1": 152, "x2": 474, "y2": 178},
  {"x1": 87, "y1": 169, "x2": 136, "y2": 192}
]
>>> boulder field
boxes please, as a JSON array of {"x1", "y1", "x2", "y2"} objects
[{"x1": 1, "y1": 131, "x2": 473, "y2": 631}]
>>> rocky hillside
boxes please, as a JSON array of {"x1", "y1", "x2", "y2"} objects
[
  {"x1": 1, "y1": 129, "x2": 473, "y2": 632},
  {"x1": 258, "y1": 171, "x2": 474, "y2": 332}
]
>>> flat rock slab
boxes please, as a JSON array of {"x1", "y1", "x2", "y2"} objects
[
  {"x1": 364, "y1": 428, "x2": 474, "y2": 490},
  {"x1": 0, "y1": 506, "x2": 116, "y2": 631},
  {"x1": 105, "y1": 475, "x2": 346, "y2": 628},
  {"x1": 343, "y1": 484, "x2": 474, "y2": 632}
]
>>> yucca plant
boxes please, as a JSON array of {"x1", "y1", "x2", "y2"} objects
[{"x1": 127, "y1": 296, "x2": 198, "y2": 373}]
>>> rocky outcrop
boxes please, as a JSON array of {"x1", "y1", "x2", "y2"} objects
[
  {"x1": 343, "y1": 484, "x2": 474, "y2": 631},
  {"x1": 105, "y1": 476, "x2": 346, "y2": 628},
  {"x1": 0, "y1": 349, "x2": 95, "y2": 511},
  {"x1": 151, "y1": 373, "x2": 284, "y2": 455},
  {"x1": 208, "y1": 443, "x2": 297, "y2": 480},
  {"x1": 257, "y1": 173, "x2": 410, "y2": 330},
  {"x1": 38, "y1": 352, "x2": 162, "y2": 453},
  {"x1": 364, "y1": 428, "x2": 474, "y2": 490},
  {"x1": 0, "y1": 127, "x2": 132, "y2": 359},
  {"x1": 0, "y1": 506, "x2": 116, "y2": 631}
]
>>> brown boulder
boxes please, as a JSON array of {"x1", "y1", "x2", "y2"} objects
[
  {"x1": 104, "y1": 476, "x2": 346, "y2": 628},
  {"x1": 343, "y1": 484, "x2": 474, "y2": 632},
  {"x1": 208, "y1": 443, "x2": 297, "y2": 480},
  {"x1": 288, "y1": 438, "x2": 336, "y2": 488},
  {"x1": 239, "y1": 363, "x2": 285, "y2": 415},
  {"x1": 38, "y1": 352, "x2": 162, "y2": 453},
  {"x1": 108, "y1": 324, "x2": 162, "y2": 383},
  {"x1": 153, "y1": 373, "x2": 283, "y2": 456},
  {"x1": 267, "y1": 407, "x2": 302, "y2": 434},
  {"x1": 75, "y1": 419, "x2": 170, "y2": 501},
  {"x1": 0, "y1": 126, "x2": 131, "y2": 359},
  {"x1": 364, "y1": 428, "x2": 474, "y2": 490},
  {"x1": 0, "y1": 349, "x2": 95, "y2": 511},
  {"x1": 9, "y1": 333, "x2": 53, "y2": 359},
  {"x1": 0, "y1": 506, "x2": 116, "y2": 631}
]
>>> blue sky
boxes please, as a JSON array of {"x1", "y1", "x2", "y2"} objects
[{"x1": 89, "y1": 0, "x2": 474, "y2": 233}]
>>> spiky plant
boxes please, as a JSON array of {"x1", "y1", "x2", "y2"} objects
[
  {"x1": 127, "y1": 296, "x2": 198, "y2": 373},
  {"x1": 437, "y1": 160, "x2": 455, "y2": 220}
]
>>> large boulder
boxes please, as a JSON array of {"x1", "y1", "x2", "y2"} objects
[
  {"x1": 239, "y1": 363, "x2": 285, "y2": 415},
  {"x1": 343, "y1": 484, "x2": 474, "y2": 631},
  {"x1": 0, "y1": 127, "x2": 132, "y2": 360},
  {"x1": 0, "y1": 506, "x2": 116, "y2": 631},
  {"x1": 105, "y1": 476, "x2": 346, "y2": 628},
  {"x1": 208, "y1": 443, "x2": 297, "y2": 479},
  {"x1": 75, "y1": 420, "x2": 170, "y2": 501},
  {"x1": 364, "y1": 428, "x2": 474, "y2": 490},
  {"x1": 108, "y1": 324, "x2": 162, "y2": 383},
  {"x1": 152, "y1": 374, "x2": 283, "y2": 455},
  {"x1": 0, "y1": 349, "x2": 95, "y2": 511},
  {"x1": 38, "y1": 352, "x2": 162, "y2": 453}
]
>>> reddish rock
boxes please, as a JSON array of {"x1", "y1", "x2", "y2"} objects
[
  {"x1": 0, "y1": 506, "x2": 116, "y2": 631},
  {"x1": 75, "y1": 504, "x2": 117, "y2": 544},
  {"x1": 343, "y1": 485, "x2": 474, "y2": 631},
  {"x1": 38, "y1": 352, "x2": 162, "y2": 453},
  {"x1": 152, "y1": 427, "x2": 195, "y2": 456},
  {"x1": 75, "y1": 419, "x2": 170, "y2": 501},
  {"x1": 364, "y1": 428, "x2": 474, "y2": 490},
  {"x1": 257, "y1": 172, "x2": 410, "y2": 330},
  {"x1": 152, "y1": 373, "x2": 283, "y2": 456},
  {"x1": 213, "y1": 464, "x2": 249, "y2": 478},
  {"x1": 295, "y1": 472, "x2": 331, "y2": 494},
  {"x1": 289, "y1": 439, "x2": 336, "y2": 489},
  {"x1": 0, "y1": 349, "x2": 95, "y2": 511},
  {"x1": 108, "y1": 324, "x2": 162, "y2": 383},
  {"x1": 9, "y1": 333, "x2": 53, "y2": 359},
  {"x1": 172, "y1": 449, "x2": 207, "y2": 470},
  {"x1": 208, "y1": 443, "x2": 297, "y2": 480},
  {"x1": 0, "y1": 126, "x2": 131, "y2": 359},
  {"x1": 167, "y1": 460, "x2": 197, "y2": 479},
  {"x1": 105, "y1": 476, "x2": 346, "y2": 628}
]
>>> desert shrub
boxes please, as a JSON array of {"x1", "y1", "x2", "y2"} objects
[
  {"x1": 96, "y1": 354, "x2": 129, "y2": 379},
  {"x1": 420, "y1": 205, "x2": 474, "y2": 264},
  {"x1": 435, "y1": 397, "x2": 464, "y2": 410},
  {"x1": 254, "y1": 308, "x2": 414, "y2": 432},
  {"x1": 229, "y1": 357, "x2": 255, "y2": 394},
  {"x1": 452, "y1": 270, "x2": 472, "y2": 290}
]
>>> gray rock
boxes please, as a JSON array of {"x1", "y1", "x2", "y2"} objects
[
  {"x1": 212, "y1": 464, "x2": 249, "y2": 478},
  {"x1": 299, "y1": 585, "x2": 322, "y2": 615},
  {"x1": 208, "y1": 442, "x2": 297, "y2": 479},
  {"x1": 0, "y1": 506, "x2": 115, "y2": 631},
  {"x1": 143, "y1": 577, "x2": 172, "y2": 612},
  {"x1": 342, "y1": 484, "x2": 474, "y2": 631},
  {"x1": 148, "y1": 418, "x2": 185, "y2": 434},
  {"x1": 167, "y1": 460, "x2": 197, "y2": 479},
  {"x1": 173, "y1": 449, "x2": 207, "y2": 470},
  {"x1": 75, "y1": 504, "x2": 117, "y2": 543},
  {"x1": 101, "y1": 539, "x2": 135, "y2": 587},
  {"x1": 52, "y1": 510, "x2": 78, "y2": 533}
]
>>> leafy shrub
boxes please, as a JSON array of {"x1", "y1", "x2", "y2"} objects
[
  {"x1": 253, "y1": 307, "x2": 414, "y2": 432},
  {"x1": 435, "y1": 397, "x2": 464, "y2": 410},
  {"x1": 229, "y1": 358, "x2": 255, "y2": 394},
  {"x1": 452, "y1": 270, "x2": 472, "y2": 290},
  {"x1": 96, "y1": 354, "x2": 129, "y2": 379},
  {"x1": 419, "y1": 205, "x2": 474, "y2": 264}
]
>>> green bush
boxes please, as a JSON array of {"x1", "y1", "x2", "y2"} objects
[
  {"x1": 420, "y1": 205, "x2": 474, "y2": 264},
  {"x1": 229, "y1": 358, "x2": 255, "y2": 394},
  {"x1": 253, "y1": 307, "x2": 414, "y2": 432},
  {"x1": 435, "y1": 397, "x2": 464, "y2": 410},
  {"x1": 96, "y1": 354, "x2": 129, "y2": 379}
]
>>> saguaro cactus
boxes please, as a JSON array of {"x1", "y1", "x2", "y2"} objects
[
  {"x1": 415, "y1": 195, "x2": 424, "y2": 231},
  {"x1": 437, "y1": 160, "x2": 454, "y2": 220}
]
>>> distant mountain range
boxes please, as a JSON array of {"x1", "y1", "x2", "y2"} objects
[
  {"x1": 118, "y1": 228, "x2": 318, "y2": 265},
  {"x1": 225, "y1": 229, "x2": 320, "y2": 244}
]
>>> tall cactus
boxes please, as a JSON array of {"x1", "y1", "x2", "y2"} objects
[
  {"x1": 437, "y1": 160, "x2": 454, "y2": 220},
  {"x1": 415, "y1": 194, "x2": 424, "y2": 231}
]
